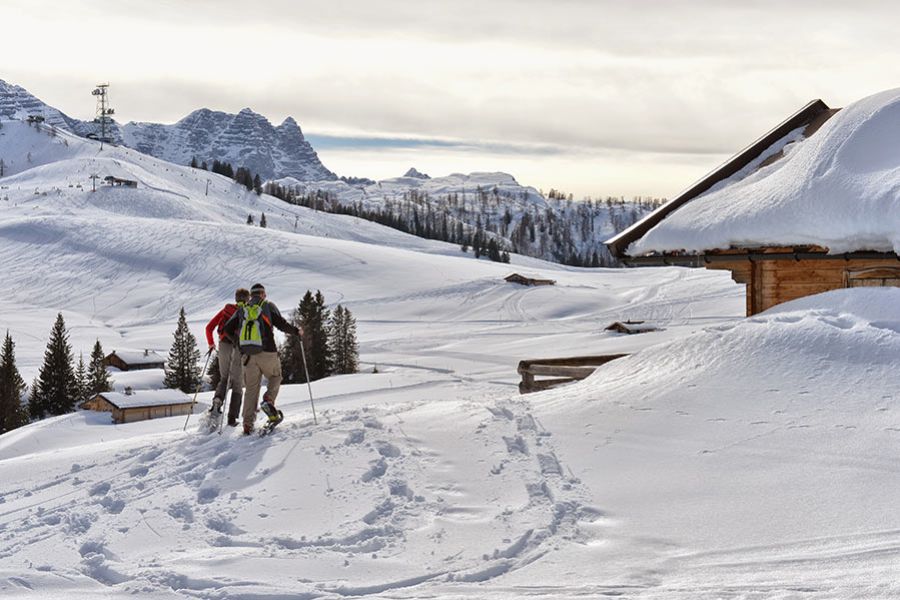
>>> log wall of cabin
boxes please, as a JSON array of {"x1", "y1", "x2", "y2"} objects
[{"x1": 709, "y1": 257, "x2": 900, "y2": 316}]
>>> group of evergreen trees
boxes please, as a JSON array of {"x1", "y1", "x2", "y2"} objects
[
  {"x1": 261, "y1": 181, "x2": 662, "y2": 268},
  {"x1": 280, "y1": 291, "x2": 359, "y2": 384},
  {"x1": 190, "y1": 157, "x2": 262, "y2": 195},
  {"x1": 0, "y1": 315, "x2": 113, "y2": 433}
]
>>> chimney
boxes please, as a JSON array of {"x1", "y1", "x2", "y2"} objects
[
  {"x1": 144, "y1": 349, "x2": 149, "y2": 356},
  {"x1": 124, "y1": 386, "x2": 133, "y2": 396}
]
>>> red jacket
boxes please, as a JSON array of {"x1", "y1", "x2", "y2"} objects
[{"x1": 205, "y1": 303, "x2": 239, "y2": 346}]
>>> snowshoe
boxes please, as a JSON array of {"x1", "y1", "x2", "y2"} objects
[
  {"x1": 206, "y1": 397, "x2": 225, "y2": 434},
  {"x1": 259, "y1": 401, "x2": 284, "y2": 437}
]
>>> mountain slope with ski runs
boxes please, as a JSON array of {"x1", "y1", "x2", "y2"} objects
[{"x1": 0, "y1": 119, "x2": 899, "y2": 599}]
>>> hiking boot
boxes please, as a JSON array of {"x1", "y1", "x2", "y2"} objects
[
  {"x1": 243, "y1": 423, "x2": 254, "y2": 435},
  {"x1": 227, "y1": 417, "x2": 238, "y2": 427},
  {"x1": 260, "y1": 396, "x2": 278, "y2": 421},
  {"x1": 210, "y1": 397, "x2": 224, "y2": 414}
]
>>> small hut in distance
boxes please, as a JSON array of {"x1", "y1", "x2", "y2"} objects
[
  {"x1": 104, "y1": 349, "x2": 165, "y2": 372},
  {"x1": 606, "y1": 90, "x2": 900, "y2": 315},
  {"x1": 505, "y1": 273, "x2": 556, "y2": 286}
]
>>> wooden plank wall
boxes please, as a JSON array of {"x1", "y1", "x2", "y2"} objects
[{"x1": 710, "y1": 258, "x2": 900, "y2": 315}]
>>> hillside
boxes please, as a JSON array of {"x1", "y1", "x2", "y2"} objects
[{"x1": 1, "y1": 78, "x2": 661, "y2": 268}]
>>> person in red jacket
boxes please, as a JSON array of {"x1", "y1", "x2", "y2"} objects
[
  {"x1": 205, "y1": 287, "x2": 251, "y2": 427},
  {"x1": 223, "y1": 283, "x2": 302, "y2": 434}
]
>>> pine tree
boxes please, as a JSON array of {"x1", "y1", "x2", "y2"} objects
[
  {"x1": 29, "y1": 313, "x2": 78, "y2": 419},
  {"x1": 0, "y1": 331, "x2": 27, "y2": 433},
  {"x1": 309, "y1": 291, "x2": 332, "y2": 378},
  {"x1": 260, "y1": 212, "x2": 267, "y2": 228},
  {"x1": 74, "y1": 353, "x2": 89, "y2": 407},
  {"x1": 253, "y1": 174, "x2": 262, "y2": 195},
  {"x1": 88, "y1": 339, "x2": 113, "y2": 397},
  {"x1": 164, "y1": 307, "x2": 201, "y2": 394},
  {"x1": 282, "y1": 290, "x2": 331, "y2": 382},
  {"x1": 247, "y1": 214, "x2": 254, "y2": 225},
  {"x1": 329, "y1": 306, "x2": 359, "y2": 374},
  {"x1": 279, "y1": 301, "x2": 306, "y2": 384}
]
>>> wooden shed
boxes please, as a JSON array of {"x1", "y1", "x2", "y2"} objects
[
  {"x1": 606, "y1": 97, "x2": 900, "y2": 316},
  {"x1": 104, "y1": 349, "x2": 165, "y2": 371},
  {"x1": 505, "y1": 273, "x2": 556, "y2": 286},
  {"x1": 82, "y1": 389, "x2": 193, "y2": 424}
]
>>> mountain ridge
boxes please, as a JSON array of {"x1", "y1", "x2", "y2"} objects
[{"x1": 0, "y1": 78, "x2": 335, "y2": 182}]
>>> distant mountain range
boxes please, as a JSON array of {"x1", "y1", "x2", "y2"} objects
[
  {"x1": 0, "y1": 79, "x2": 335, "y2": 182},
  {"x1": 0, "y1": 78, "x2": 662, "y2": 267}
]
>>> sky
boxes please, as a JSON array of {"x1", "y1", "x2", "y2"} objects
[{"x1": 2, "y1": 0, "x2": 899, "y2": 198}]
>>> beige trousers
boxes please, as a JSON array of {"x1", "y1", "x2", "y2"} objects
[
  {"x1": 242, "y1": 351, "x2": 282, "y2": 426},
  {"x1": 215, "y1": 340, "x2": 243, "y2": 422}
]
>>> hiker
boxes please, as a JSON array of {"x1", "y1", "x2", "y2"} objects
[
  {"x1": 223, "y1": 283, "x2": 302, "y2": 434},
  {"x1": 205, "y1": 287, "x2": 251, "y2": 427}
]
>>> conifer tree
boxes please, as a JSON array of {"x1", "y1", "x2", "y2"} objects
[
  {"x1": 88, "y1": 339, "x2": 112, "y2": 397},
  {"x1": 260, "y1": 212, "x2": 267, "y2": 228},
  {"x1": 308, "y1": 291, "x2": 332, "y2": 379},
  {"x1": 74, "y1": 353, "x2": 89, "y2": 407},
  {"x1": 281, "y1": 290, "x2": 331, "y2": 382},
  {"x1": 279, "y1": 303, "x2": 306, "y2": 384},
  {"x1": 0, "y1": 331, "x2": 27, "y2": 433},
  {"x1": 29, "y1": 313, "x2": 77, "y2": 419},
  {"x1": 164, "y1": 307, "x2": 201, "y2": 393},
  {"x1": 253, "y1": 174, "x2": 262, "y2": 195},
  {"x1": 329, "y1": 305, "x2": 359, "y2": 375}
]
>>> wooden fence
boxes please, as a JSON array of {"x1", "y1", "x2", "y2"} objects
[{"x1": 517, "y1": 354, "x2": 629, "y2": 394}]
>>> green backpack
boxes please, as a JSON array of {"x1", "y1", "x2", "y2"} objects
[{"x1": 239, "y1": 301, "x2": 268, "y2": 352}]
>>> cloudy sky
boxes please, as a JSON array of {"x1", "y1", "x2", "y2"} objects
[{"x1": 3, "y1": 0, "x2": 898, "y2": 197}]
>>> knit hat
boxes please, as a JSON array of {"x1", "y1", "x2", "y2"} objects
[{"x1": 250, "y1": 283, "x2": 266, "y2": 295}]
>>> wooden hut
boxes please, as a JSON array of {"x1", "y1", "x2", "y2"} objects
[
  {"x1": 606, "y1": 96, "x2": 900, "y2": 316},
  {"x1": 82, "y1": 389, "x2": 193, "y2": 424},
  {"x1": 504, "y1": 273, "x2": 556, "y2": 286},
  {"x1": 104, "y1": 349, "x2": 165, "y2": 371}
]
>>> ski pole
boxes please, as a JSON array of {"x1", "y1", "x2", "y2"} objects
[
  {"x1": 183, "y1": 347, "x2": 214, "y2": 432},
  {"x1": 299, "y1": 337, "x2": 318, "y2": 424}
]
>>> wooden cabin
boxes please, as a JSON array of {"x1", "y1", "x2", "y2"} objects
[
  {"x1": 604, "y1": 320, "x2": 659, "y2": 335},
  {"x1": 104, "y1": 349, "x2": 165, "y2": 372},
  {"x1": 103, "y1": 175, "x2": 138, "y2": 188},
  {"x1": 82, "y1": 389, "x2": 193, "y2": 424},
  {"x1": 606, "y1": 98, "x2": 900, "y2": 315},
  {"x1": 505, "y1": 273, "x2": 556, "y2": 286}
]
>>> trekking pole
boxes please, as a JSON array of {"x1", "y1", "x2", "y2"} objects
[
  {"x1": 183, "y1": 347, "x2": 214, "y2": 432},
  {"x1": 299, "y1": 337, "x2": 318, "y2": 424}
]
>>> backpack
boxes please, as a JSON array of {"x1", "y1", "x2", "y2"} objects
[{"x1": 239, "y1": 301, "x2": 269, "y2": 353}]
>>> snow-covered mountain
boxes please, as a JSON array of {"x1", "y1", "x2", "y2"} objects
[
  {"x1": 0, "y1": 78, "x2": 84, "y2": 133},
  {"x1": 121, "y1": 108, "x2": 336, "y2": 182},
  {"x1": 0, "y1": 78, "x2": 335, "y2": 182},
  {"x1": 273, "y1": 171, "x2": 661, "y2": 266}
]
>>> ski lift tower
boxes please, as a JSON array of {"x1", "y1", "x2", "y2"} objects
[{"x1": 91, "y1": 83, "x2": 115, "y2": 150}]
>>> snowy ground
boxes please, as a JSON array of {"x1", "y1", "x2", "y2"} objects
[{"x1": 1, "y1": 120, "x2": 898, "y2": 598}]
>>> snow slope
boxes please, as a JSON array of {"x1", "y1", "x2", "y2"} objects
[
  {"x1": 630, "y1": 88, "x2": 900, "y2": 255},
  {"x1": 1, "y1": 116, "x2": 897, "y2": 598}
]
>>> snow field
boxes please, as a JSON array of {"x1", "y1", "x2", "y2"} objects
[{"x1": 1, "y1": 116, "x2": 898, "y2": 598}]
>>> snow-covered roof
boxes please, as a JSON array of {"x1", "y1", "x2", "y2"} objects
[
  {"x1": 96, "y1": 389, "x2": 191, "y2": 409},
  {"x1": 109, "y1": 350, "x2": 165, "y2": 365},
  {"x1": 618, "y1": 89, "x2": 900, "y2": 257}
]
